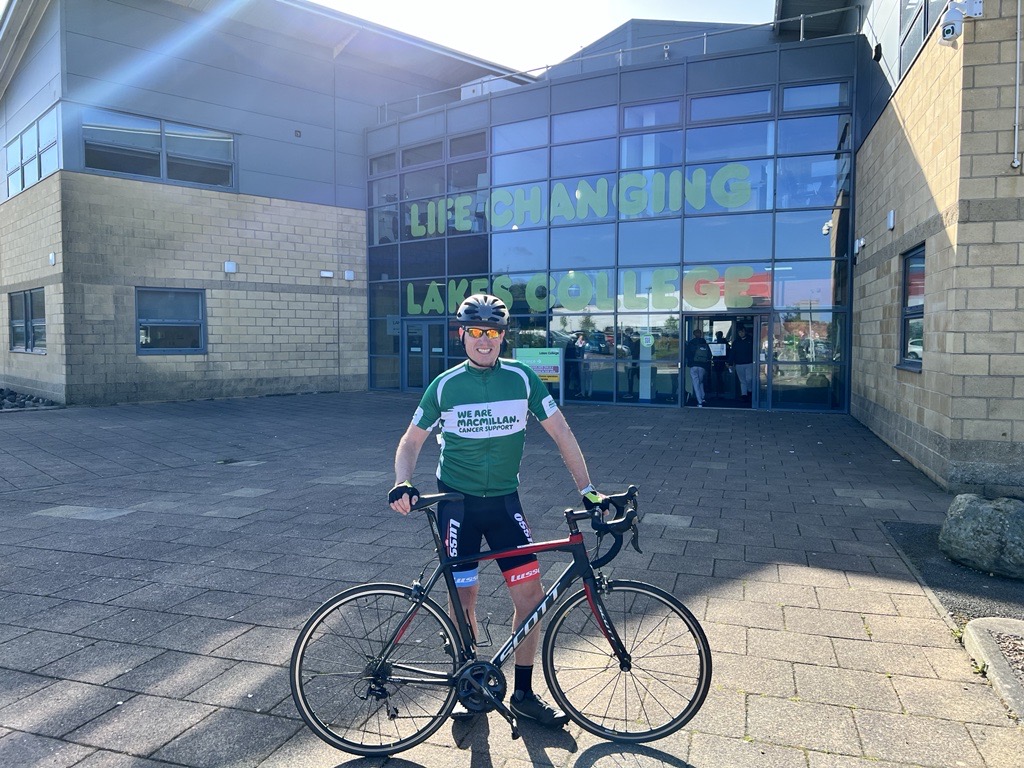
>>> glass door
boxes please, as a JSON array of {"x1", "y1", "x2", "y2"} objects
[
  {"x1": 403, "y1": 320, "x2": 446, "y2": 391},
  {"x1": 684, "y1": 315, "x2": 765, "y2": 409}
]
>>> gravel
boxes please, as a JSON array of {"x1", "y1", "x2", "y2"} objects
[{"x1": 994, "y1": 633, "x2": 1024, "y2": 687}]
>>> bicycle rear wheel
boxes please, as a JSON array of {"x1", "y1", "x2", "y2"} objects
[
  {"x1": 290, "y1": 583, "x2": 459, "y2": 756},
  {"x1": 542, "y1": 579, "x2": 711, "y2": 742}
]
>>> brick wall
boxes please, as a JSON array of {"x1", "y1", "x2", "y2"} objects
[
  {"x1": 0, "y1": 174, "x2": 67, "y2": 402},
  {"x1": 59, "y1": 172, "x2": 367, "y2": 404},
  {"x1": 853, "y1": 0, "x2": 1024, "y2": 498}
]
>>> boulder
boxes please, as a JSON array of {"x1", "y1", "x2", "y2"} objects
[{"x1": 939, "y1": 494, "x2": 1024, "y2": 580}]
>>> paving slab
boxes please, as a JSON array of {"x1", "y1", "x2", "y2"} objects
[{"x1": 0, "y1": 392, "x2": 1020, "y2": 767}]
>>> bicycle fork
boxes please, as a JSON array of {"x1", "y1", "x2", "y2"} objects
[{"x1": 581, "y1": 574, "x2": 632, "y2": 671}]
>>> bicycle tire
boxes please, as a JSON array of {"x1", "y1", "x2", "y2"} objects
[
  {"x1": 542, "y1": 579, "x2": 712, "y2": 742},
  {"x1": 290, "y1": 583, "x2": 459, "y2": 756}
]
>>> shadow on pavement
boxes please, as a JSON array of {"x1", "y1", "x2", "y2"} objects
[{"x1": 884, "y1": 521, "x2": 1024, "y2": 628}]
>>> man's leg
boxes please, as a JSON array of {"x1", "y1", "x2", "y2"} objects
[
  {"x1": 509, "y1": 578, "x2": 545, "y2": 664},
  {"x1": 506, "y1": 576, "x2": 568, "y2": 727},
  {"x1": 451, "y1": 584, "x2": 479, "y2": 647}
]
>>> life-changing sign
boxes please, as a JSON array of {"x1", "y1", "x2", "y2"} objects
[{"x1": 406, "y1": 163, "x2": 755, "y2": 238}]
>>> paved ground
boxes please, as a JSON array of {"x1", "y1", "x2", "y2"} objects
[{"x1": 0, "y1": 391, "x2": 1021, "y2": 768}]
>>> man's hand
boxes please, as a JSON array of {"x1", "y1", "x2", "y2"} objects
[
  {"x1": 580, "y1": 484, "x2": 608, "y2": 513},
  {"x1": 388, "y1": 481, "x2": 420, "y2": 515}
]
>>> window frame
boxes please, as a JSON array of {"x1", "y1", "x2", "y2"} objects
[
  {"x1": 136, "y1": 287, "x2": 207, "y2": 355},
  {"x1": 82, "y1": 108, "x2": 235, "y2": 191},
  {"x1": 899, "y1": 246, "x2": 925, "y2": 370},
  {"x1": 6, "y1": 106, "x2": 59, "y2": 199},
  {"x1": 8, "y1": 287, "x2": 46, "y2": 353}
]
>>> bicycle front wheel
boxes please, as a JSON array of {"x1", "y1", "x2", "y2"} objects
[
  {"x1": 290, "y1": 583, "x2": 459, "y2": 756},
  {"x1": 542, "y1": 579, "x2": 711, "y2": 743}
]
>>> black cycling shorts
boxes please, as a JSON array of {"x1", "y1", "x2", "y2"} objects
[{"x1": 437, "y1": 479, "x2": 540, "y2": 588}]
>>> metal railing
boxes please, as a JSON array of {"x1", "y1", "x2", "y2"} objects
[{"x1": 377, "y1": 6, "x2": 861, "y2": 124}]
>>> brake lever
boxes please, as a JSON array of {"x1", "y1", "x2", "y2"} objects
[{"x1": 629, "y1": 522, "x2": 643, "y2": 554}]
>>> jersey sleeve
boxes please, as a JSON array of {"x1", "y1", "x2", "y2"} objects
[{"x1": 412, "y1": 379, "x2": 442, "y2": 431}]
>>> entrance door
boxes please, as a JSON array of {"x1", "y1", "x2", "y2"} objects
[
  {"x1": 403, "y1": 321, "x2": 446, "y2": 391},
  {"x1": 683, "y1": 315, "x2": 765, "y2": 408}
]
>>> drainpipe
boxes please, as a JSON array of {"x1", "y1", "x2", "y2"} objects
[{"x1": 1013, "y1": 0, "x2": 1022, "y2": 168}]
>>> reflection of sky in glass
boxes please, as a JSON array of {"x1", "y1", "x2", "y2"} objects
[
  {"x1": 771, "y1": 261, "x2": 845, "y2": 308},
  {"x1": 684, "y1": 214, "x2": 771, "y2": 263},
  {"x1": 492, "y1": 230, "x2": 547, "y2": 273},
  {"x1": 775, "y1": 209, "x2": 847, "y2": 260},
  {"x1": 619, "y1": 219, "x2": 681, "y2": 265}
]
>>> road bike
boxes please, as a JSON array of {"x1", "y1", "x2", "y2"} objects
[{"x1": 289, "y1": 485, "x2": 712, "y2": 756}]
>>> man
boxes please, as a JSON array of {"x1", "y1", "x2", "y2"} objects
[
  {"x1": 731, "y1": 325, "x2": 755, "y2": 402},
  {"x1": 684, "y1": 328, "x2": 713, "y2": 407},
  {"x1": 388, "y1": 294, "x2": 603, "y2": 728}
]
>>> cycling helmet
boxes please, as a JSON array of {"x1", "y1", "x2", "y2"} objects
[{"x1": 455, "y1": 294, "x2": 509, "y2": 329}]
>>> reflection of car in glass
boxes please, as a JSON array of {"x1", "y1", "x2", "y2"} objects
[
  {"x1": 906, "y1": 338, "x2": 922, "y2": 360},
  {"x1": 809, "y1": 340, "x2": 833, "y2": 360},
  {"x1": 584, "y1": 332, "x2": 609, "y2": 354}
]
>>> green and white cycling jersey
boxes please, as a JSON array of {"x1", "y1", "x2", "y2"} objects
[{"x1": 412, "y1": 359, "x2": 559, "y2": 497}]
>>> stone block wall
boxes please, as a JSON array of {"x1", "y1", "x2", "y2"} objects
[
  {"x1": 0, "y1": 174, "x2": 67, "y2": 402},
  {"x1": 59, "y1": 172, "x2": 367, "y2": 404},
  {"x1": 853, "y1": 0, "x2": 1024, "y2": 498}
]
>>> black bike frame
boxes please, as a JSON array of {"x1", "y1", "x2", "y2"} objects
[{"x1": 412, "y1": 506, "x2": 630, "y2": 672}]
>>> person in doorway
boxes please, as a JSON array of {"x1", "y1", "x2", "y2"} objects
[
  {"x1": 731, "y1": 325, "x2": 755, "y2": 402},
  {"x1": 388, "y1": 294, "x2": 605, "y2": 729},
  {"x1": 564, "y1": 332, "x2": 580, "y2": 396},
  {"x1": 623, "y1": 329, "x2": 641, "y2": 398},
  {"x1": 577, "y1": 334, "x2": 592, "y2": 397},
  {"x1": 684, "y1": 328, "x2": 713, "y2": 407},
  {"x1": 711, "y1": 330, "x2": 730, "y2": 398}
]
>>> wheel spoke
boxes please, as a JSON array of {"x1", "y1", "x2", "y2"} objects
[
  {"x1": 291, "y1": 585, "x2": 457, "y2": 756},
  {"x1": 543, "y1": 582, "x2": 711, "y2": 742}
]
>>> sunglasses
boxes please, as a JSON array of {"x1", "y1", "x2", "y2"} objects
[{"x1": 463, "y1": 327, "x2": 502, "y2": 339}]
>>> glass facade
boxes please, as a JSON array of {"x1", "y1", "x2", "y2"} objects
[{"x1": 367, "y1": 72, "x2": 853, "y2": 412}]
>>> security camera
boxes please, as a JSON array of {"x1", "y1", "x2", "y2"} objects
[
  {"x1": 663, "y1": 44, "x2": 670, "y2": 50},
  {"x1": 940, "y1": 9, "x2": 964, "y2": 44},
  {"x1": 939, "y1": 0, "x2": 985, "y2": 45}
]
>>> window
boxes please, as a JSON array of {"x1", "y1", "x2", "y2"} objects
[
  {"x1": 623, "y1": 101, "x2": 680, "y2": 130},
  {"x1": 776, "y1": 154, "x2": 851, "y2": 209},
  {"x1": 370, "y1": 153, "x2": 396, "y2": 175},
  {"x1": 136, "y1": 288, "x2": 206, "y2": 354},
  {"x1": 401, "y1": 142, "x2": 443, "y2": 167},
  {"x1": 9, "y1": 288, "x2": 45, "y2": 352},
  {"x1": 83, "y1": 108, "x2": 233, "y2": 189},
  {"x1": 781, "y1": 83, "x2": 850, "y2": 113},
  {"x1": 690, "y1": 90, "x2": 771, "y2": 122},
  {"x1": 552, "y1": 106, "x2": 616, "y2": 143},
  {"x1": 620, "y1": 131, "x2": 682, "y2": 169},
  {"x1": 6, "y1": 107, "x2": 58, "y2": 198},
  {"x1": 449, "y1": 132, "x2": 486, "y2": 157},
  {"x1": 900, "y1": 247, "x2": 925, "y2": 368},
  {"x1": 492, "y1": 148, "x2": 548, "y2": 185},
  {"x1": 492, "y1": 117, "x2": 547, "y2": 153},
  {"x1": 899, "y1": 1, "x2": 947, "y2": 77},
  {"x1": 686, "y1": 121, "x2": 774, "y2": 162}
]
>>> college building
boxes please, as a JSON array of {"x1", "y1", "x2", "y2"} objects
[{"x1": 1, "y1": 0, "x2": 1021, "y2": 499}]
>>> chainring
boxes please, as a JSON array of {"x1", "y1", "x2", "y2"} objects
[{"x1": 455, "y1": 661, "x2": 507, "y2": 713}]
